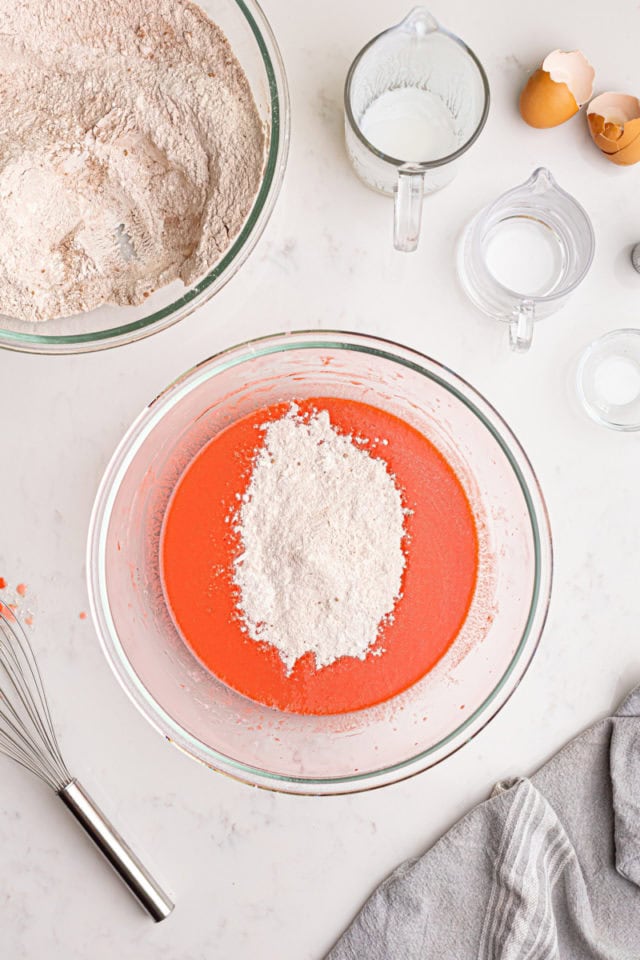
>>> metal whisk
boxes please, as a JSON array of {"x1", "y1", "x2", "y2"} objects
[{"x1": 0, "y1": 607, "x2": 173, "y2": 922}]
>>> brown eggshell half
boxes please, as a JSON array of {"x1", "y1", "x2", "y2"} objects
[
  {"x1": 542, "y1": 50, "x2": 595, "y2": 106},
  {"x1": 520, "y1": 69, "x2": 579, "y2": 128},
  {"x1": 601, "y1": 132, "x2": 640, "y2": 165},
  {"x1": 587, "y1": 93, "x2": 640, "y2": 160}
]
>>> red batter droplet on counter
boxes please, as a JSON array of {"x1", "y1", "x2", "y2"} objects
[
  {"x1": 161, "y1": 398, "x2": 479, "y2": 715},
  {"x1": 16, "y1": 583, "x2": 27, "y2": 597},
  {"x1": 0, "y1": 577, "x2": 6, "y2": 589},
  {"x1": 0, "y1": 602, "x2": 15, "y2": 621}
]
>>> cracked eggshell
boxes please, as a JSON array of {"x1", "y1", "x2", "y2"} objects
[
  {"x1": 519, "y1": 50, "x2": 595, "y2": 128},
  {"x1": 587, "y1": 93, "x2": 640, "y2": 165}
]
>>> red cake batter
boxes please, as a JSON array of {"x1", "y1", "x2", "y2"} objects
[{"x1": 161, "y1": 398, "x2": 478, "y2": 714}]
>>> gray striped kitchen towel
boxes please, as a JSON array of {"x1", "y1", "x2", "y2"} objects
[{"x1": 327, "y1": 685, "x2": 640, "y2": 959}]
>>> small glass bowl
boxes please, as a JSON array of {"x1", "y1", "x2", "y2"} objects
[
  {"x1": 87, "y1": 331, "x2": 552, "y2": 795},
  {"x1": 577, "y1": 329, "x2": 640, "y2": 431},
  {"x1": 0, "y1": 0, "x2": 290, "y2": 354}
]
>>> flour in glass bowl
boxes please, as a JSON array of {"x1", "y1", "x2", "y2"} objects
[
  {"x1": 0, "y1": 0, "x2": 266, "y2": 322},
  {"x1": 233, "y1": 406, "x2": 407, "y2": 673}
]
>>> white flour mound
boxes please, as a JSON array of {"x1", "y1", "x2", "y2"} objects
[
  {"x1": 0, "y1": 0, "x2": 265, "y2": 322},
  {"x1": 233, "y1": 407, "x2": 407, "y2": 673}
]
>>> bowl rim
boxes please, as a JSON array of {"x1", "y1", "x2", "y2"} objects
[
  {"x1": 87, "y1": 330, "x2": 553, "y2": 794},
  {"x1": 0, "y1": 0, "x2": 290, "y2": 355}
]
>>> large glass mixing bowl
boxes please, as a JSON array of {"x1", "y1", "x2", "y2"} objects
[
  {"x1": 88, "y1": 332, "x2": 552, "y2": 794},
  {"x1": 0, "y1": 0, "x2": 289, "y2": 354}
]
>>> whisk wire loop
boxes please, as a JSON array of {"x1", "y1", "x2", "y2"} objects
[{"x1": 0, "y1": 609, "x2": 71, "y2": 791}]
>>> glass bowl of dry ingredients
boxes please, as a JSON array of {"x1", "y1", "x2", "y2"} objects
[
  {"x1": 88, "y1": 331, "x2": 552, "y2": 795},
  {"x1": 0, "y1": 0, "x2": 289, "y2": 354}
]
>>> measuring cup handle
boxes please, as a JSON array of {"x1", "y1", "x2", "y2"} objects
[
  {"x1": 509, "y1": 301, "x2": 535, "y2": 353},
  {"x1": 394, "y1": 170, "x2": 424, "y2": 252}
]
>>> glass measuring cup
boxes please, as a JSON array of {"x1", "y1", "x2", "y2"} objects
[
  {"x1": 457, "y1": 168, "x2": 595, "y2": 352},
  {"x1": 344, "y1": 7, "x2": 489, "y2": 253}
]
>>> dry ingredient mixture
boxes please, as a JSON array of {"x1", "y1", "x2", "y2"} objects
[
  {"x1": 0, "y1": 0, "x2": 265, "y2": 322},
  {"x1": 162, "y1": 396, "x2": 479, "y2": 714},
  {"x1": 232, "y1": 406, "x2": 407, "y2": 673}
]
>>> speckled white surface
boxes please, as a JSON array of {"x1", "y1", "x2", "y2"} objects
[{"x1": 1, "y1": 0, "x2": 640, "y2": 956}]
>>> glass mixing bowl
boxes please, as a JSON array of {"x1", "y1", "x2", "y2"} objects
[
  {"x1": 88, "y1": 331, "x2": 552, "y2": 794},
  {"x1": 0, "y1": 0, "x2": 289, "y2": 355}
]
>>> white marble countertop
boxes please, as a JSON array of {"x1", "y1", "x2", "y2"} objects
[{"x1": 2, "y1": 0, "x2": 640, "y2": 956}]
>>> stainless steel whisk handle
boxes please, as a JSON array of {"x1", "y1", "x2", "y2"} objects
[{"x1": 58, "y1": 779, "x2": 174, "y2": 922}]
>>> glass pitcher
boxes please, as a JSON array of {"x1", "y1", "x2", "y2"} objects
[
  {"x1": 344, "y1": 7, "x2": 490, "y2": 252},
  {"x1": 457, "y1": 168, "x2": 595, "y2": 352}
]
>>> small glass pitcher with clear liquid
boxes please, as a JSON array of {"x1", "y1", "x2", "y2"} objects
[
  {"x1": 457, "y1": 168, "x2": 595, "y2": 352},
  {"x1": 344, "y1": 7, "x2": 489, "y2": 252}
]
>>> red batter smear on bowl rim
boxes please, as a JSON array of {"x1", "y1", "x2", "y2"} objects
[{"x1": 161, "y1": 397, "x2": 478, "y2": 715}]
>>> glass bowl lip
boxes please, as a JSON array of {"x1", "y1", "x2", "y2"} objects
[
  {"x1": 576, "y1": 327, "x2": 640, "y2": 432},
  {"x1": 343, "y1": 16, "x2": 490, "y2": 170},
  {"x1": 87, "y1": 329, "x2": 553, "y2": 794},
  {"x1": 0, "y1": 0, "x2": 290, "y2": 355}
]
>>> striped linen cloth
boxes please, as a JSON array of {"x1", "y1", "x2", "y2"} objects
[{"x1": 327, "y1": 686, "x2": 640, "y2": 959}]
